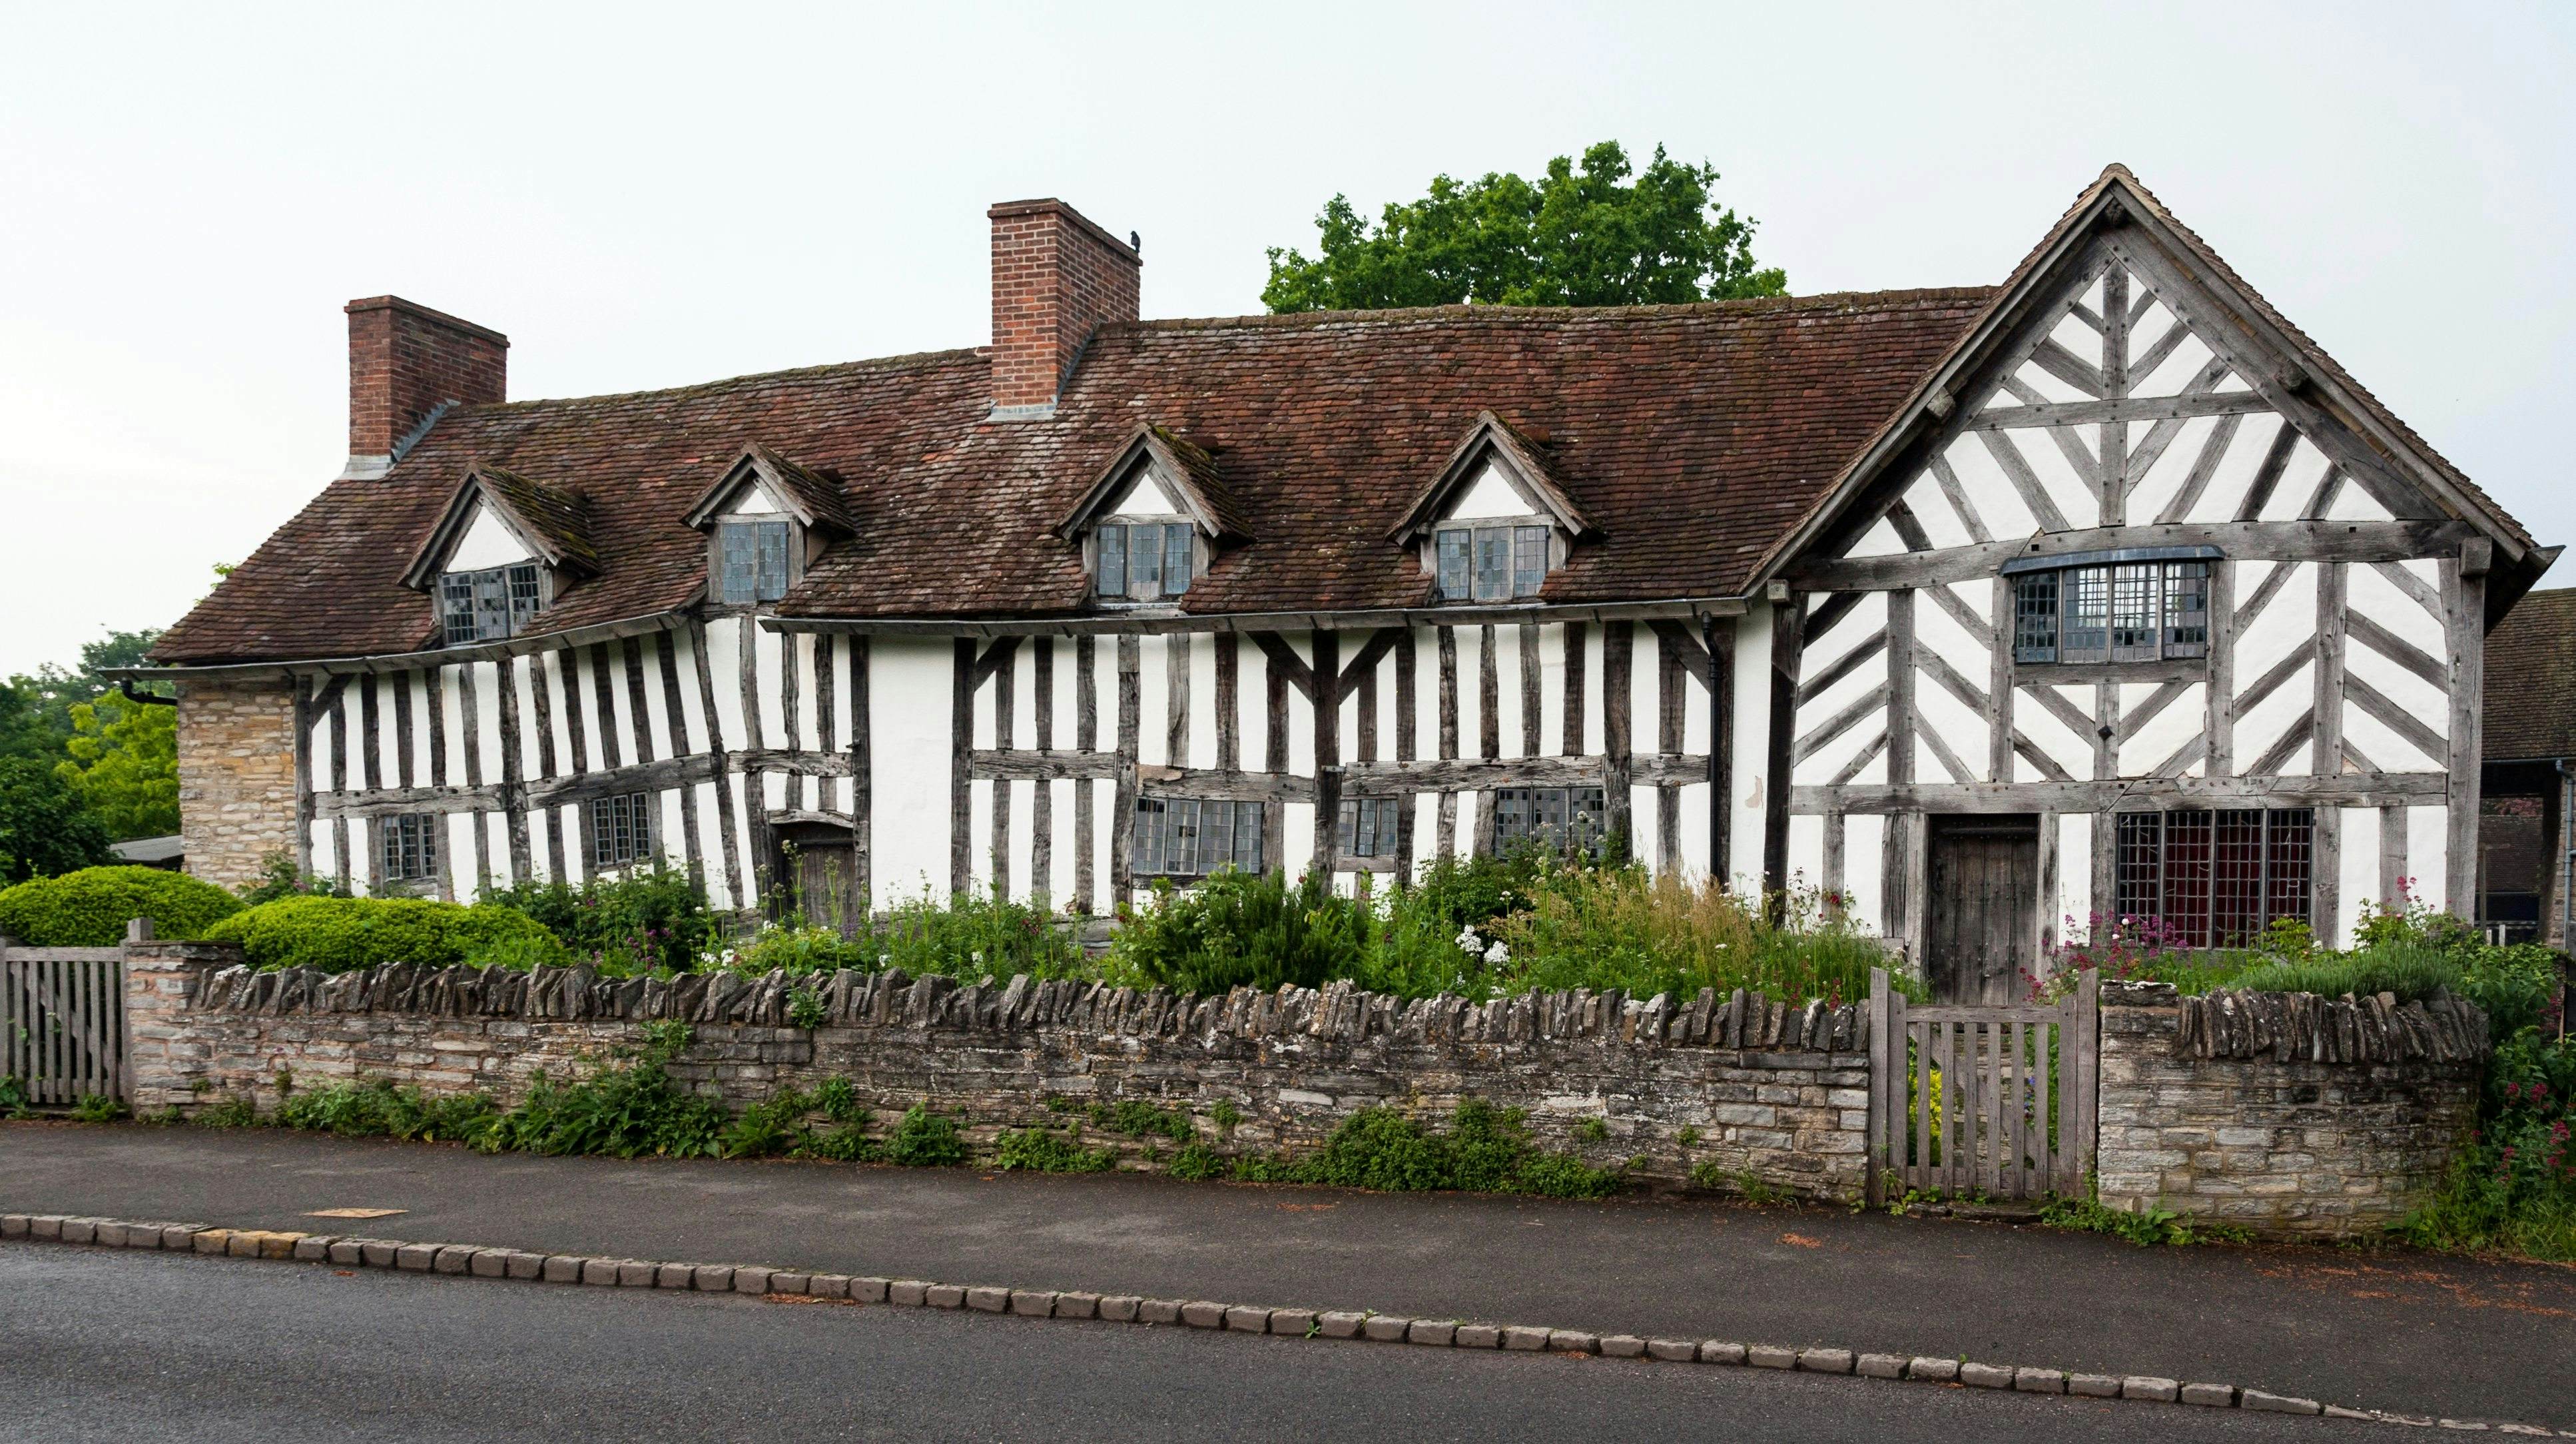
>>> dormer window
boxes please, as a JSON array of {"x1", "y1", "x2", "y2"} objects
[
  {"x1": 1096, "y1": 522, "x2": 1193, "y2": 600},
  {"x1": 716, "y1": 518, "x2": 793, "y2": 603},
  {"x1": 1389, "y1": 411, "x2": 1594, "y2": 606},
  {"x1": 1056, "y1": 424, "x2": 1246, "y2": 609},
  {"x1": 442, "y1": 562, "x2": 546, "y2": 645},
  {"x1": 683, "y1": 446, "x2": 855, "y2": 611},
  {"x1": 1436, "y1": 523, "x2": 1550, "y2": 601}
]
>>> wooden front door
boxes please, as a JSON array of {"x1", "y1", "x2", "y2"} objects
[
  {"x1": 1925, "y1": 815, "x2": 2039, "y2": 1004},
  {"x1": 773, "y1": 824, "x2": 860, "y2": 936}
]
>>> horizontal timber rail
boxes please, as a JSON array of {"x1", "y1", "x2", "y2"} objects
[{"x1": 1792, "y1": 773, "x2": 2446, "y2": 815}]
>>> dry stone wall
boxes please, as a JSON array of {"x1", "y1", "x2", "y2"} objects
[
  {"x1": 2095, "y1": 983, "x2": 2487, "y2": 1238},
  {"x1": 123, "y1": 944, "x2": 1874, "y2": 1199}
]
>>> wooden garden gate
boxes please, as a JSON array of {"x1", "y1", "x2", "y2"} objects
[
  {"x1": 1, "y1": 943, "x2": 127, "y2": 1106},
  {"x1": 1865, "y1": 968, "x2": 2096, "y2": 1205}
]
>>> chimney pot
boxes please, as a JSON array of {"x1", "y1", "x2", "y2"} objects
[
  {"x1": 987, "y1": 199, "x2": 1139, "y2": 420},
  {"x1": 342, "y1": 296, "x2": 507, "y2": 479}
]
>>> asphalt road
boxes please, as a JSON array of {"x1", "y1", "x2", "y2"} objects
[
  {"x1": 8, "y1": 1122, "x2": 2573, "y2": 1429},
  {"x1": 0, "y1": 1246, "x2": 2343, "y2": 1444}
]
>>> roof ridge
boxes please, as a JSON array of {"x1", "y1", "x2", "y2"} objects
[
  {"x1": 452, "y1": 346, "x2": 984, "y2": 416},
  {"x1": 1106, "y1": 286, "x2": 1999, "y2": 334}
]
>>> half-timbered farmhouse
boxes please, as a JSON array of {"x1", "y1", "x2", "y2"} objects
[{"x1": 138, "y1": 168, "x2": 2554, "y2": 1000}]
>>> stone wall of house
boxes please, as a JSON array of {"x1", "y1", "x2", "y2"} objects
[
  {"x1": 123, "y1": 944, "x2": 1875, "y2": 1199},
  {"x1": 174, "y1": 677, "x2": 298, "y2": 891},
  {"x1": 2094, "y1": 984, "x2": 2489, "y2": 1238}
]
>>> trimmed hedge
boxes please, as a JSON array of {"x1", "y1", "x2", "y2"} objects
[
  {"x1": 202, "y1": 895, "x2": 570, "y2": 974},
  {"x1": 0, "y1": 866, "x2": 242, "y2": 946}
]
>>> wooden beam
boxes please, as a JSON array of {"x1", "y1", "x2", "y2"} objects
[
  {"x1": 1137, "y1": 764, "x2": 1319, "y2": 803},
  {"x1": 552, "y1": 652, "x2": 587, "y2": 882},
  {"x1": 1918, "y1": 580, "x2": 1991, "y2": 647},
  {"x1": 2096, "y1": 263, "x2": 2128, "y2": 530},
  {"x1": 949, "y1": 637, "x2": 974, "y2": 899},
  {"x1": 1249, "y1": 631, "x2": 1313, "y2": 701},
  {"x1": 528, "y1": 654, "x2": 563, "y2": 883},
  {"x1": 1803, "y1": 591, "x2": 1863, "y2": 647},
  {"x1": 2152, "y1": 410, "x2": 2245, "y2": 525},
  {"x1": 2371, "y1": 559, "x2": 2443, "y2": 618},
  {"x1": 2205, "y1": 559, "x2": 2236, "y2": 777},
  {"x1": 1793, "y1": 683, "x2": 1889, "y2": 767},
  {"x1": 2232, "y1": 420, "x2": 2304, "y2": 522},
  {"x1": 1074, "y1": 634, "x2": 1096, "y2": 912},
  {"x1": 1791, "y1": 771, "x2": 2447, "y2": 816},
  {"x1": 2344, "y1": 671, "x2": 2448, "y2": 766},
  {"x1": 1115, "y1": 634, "x2": 1141, "y2": 898},
  {"x1": 1436, "y1": 627, "x2": 1458, "y2": 855},
  {"x1": 688, "y1": 623, "x2": 746, "y2": 910},
  {"x1": 1311, "y1": 628, "x2": 1341, "y2": 874},
  {"x1": 1763, "y1": 603, "x2": 1801, "y2": 897},
  {"x1": 2118, "y1": 360, "x2": 2238, "y2": 500},
  {"x1": 1965, "y1": 388, "x2": 2270, "y2": 432},
  {"x1": 1337, "y1": 627, "x2": 1404, "y2": 695},
  {"x1": 1164, "y1": 631, "x2": 1190, "y2": 769},
  {"x1": 2026, "y1": 336, "x2": 2105, "y2": 398},
  {"x1": 1789, "y1": 519, "x2": 2473, "y2": 593},
  {"x1": 458, "y1": 662, "x2": 488, "y2": 895},
  {"x1": 992, "y1": 633, "x2": 1016, "y2": 899},
  {"x1": 2346, "y1": 611, "x2": 2447, "y2": 691},
  {"x1": 1345, "y1": 757, "x2": 1602, "y2": 794},
  {"x1": 1605, "y1": 621, "x2": 1634, "y2": 862},
  {"x1": 1987, "y1": 577, "x2": 2013, "y2": 784},
  {"x1": 498, "y1": 655, "x2": 531, "y2": 885},
  {"x1": 1927, "y1": 452, "x2": 1992, "y2": 544},
  {"x1": 846, "y1": 633, "x2": 870, "y2": 930},
  {"x1": 1795, "y1": 630, "x2": 1887, "y2": 707},
  {"x1": 2246, "y1": 709, "x2": 2316, "y2": 777},
  {"x1": 1031, "y1": 636, "x2": 1053, "y2": 908},
  {"x1": 1975, "y1": 429, "x2": 2073, "y2": 534},
  {"x1": 1562, "y1": 621, "x2": 1587, "y2": 756},
  {"x1": 2312, "y1": 561, "x2": 2348, "y2": 944}
]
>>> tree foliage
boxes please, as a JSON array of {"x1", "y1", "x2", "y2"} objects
[
  {"x1": 57, "y1": 692, "x2": 178, "y2": 841},
  {"x1": 1262, "y1": 141, "x2": 1785, "y2": 314},
  {"x1": 0, "y1": 757, "x2": 112, "y2": 883}
]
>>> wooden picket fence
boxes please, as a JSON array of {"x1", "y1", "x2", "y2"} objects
[
  {"x1": 1865, "y1": 968, "x2": 2097, "y2": 1205},
  {"x1": 2, "y1": 942, "x2": 127, "y2": 1106}
]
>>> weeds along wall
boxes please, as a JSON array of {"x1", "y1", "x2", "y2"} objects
[
  {"x1": 122, "y1": 943, "x2": 1874, "y2": 1199},
  {"x1": 2094, "y1": 984, "x2": 2489, "y2": 1238}
]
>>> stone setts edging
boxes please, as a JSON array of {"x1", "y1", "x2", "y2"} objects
[{"x1": 7, "y1": 1212, "x2": 2567, "y2": 1436}]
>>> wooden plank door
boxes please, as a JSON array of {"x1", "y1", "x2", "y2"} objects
[{"x1": 1925, "y1": 815, "x2": 2039, "y2": 1005}]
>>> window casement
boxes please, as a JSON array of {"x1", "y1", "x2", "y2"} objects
[
  {"x1": 715, "y1": 519, "x2": 793, "y2": 605},
  {"x1": 1131, "y1": 796, "x2": 1264, "y2": 878},
  {"x1": 1492, "y1": 785, "x2": 1608, "y2": 855},
  {"x1": 441, "y1": 562, "x2": 547, "y2": 647},
  {"x1": 1335, "y1": 797, "x2": 1402, "y2": 860},
  {"x1": 2009, "y1": 553, "x2": 2212, "y2": 665},
  {"x1": 380, "y1": 813, "x2": 440, "y2": 884},
  {"x1": 1434, "y1": 523, "x2": 1550, "y2": 603},
  {"x1": 1094, "y1": 521, "x2": 1196, "y2": 601},
  {"x1": 589, "y1": 791, "x2": 655, "y2": 869},
  {"x1": 2112, "y1": 808, "x2": 2313, "y2": 947}
]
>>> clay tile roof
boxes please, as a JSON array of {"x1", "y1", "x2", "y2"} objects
[
  {"x1": 151, "y1": 293, "x2": 1995, "y2": 664},
  {"x1": 2484, "y1": 587, "x2": 2576, "y2": 762},
  {"x1": 473, "y1": 466, "x2": 600, "y2": 573}
]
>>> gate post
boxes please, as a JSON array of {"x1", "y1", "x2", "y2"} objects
[{"x1": 1865, "y1": 967, "x2": 1891, "y2": 1208}]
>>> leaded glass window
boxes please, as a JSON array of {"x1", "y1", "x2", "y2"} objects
[
  {"x1": 2112, "y1": 808, "x2": 2312, "y2": 946},
  {"x1": 1491, "y1": 785, "x2": 1608, "y2": 856},
  {"x1": 380, "y1": 813, "x2": 440, "y2": 883},
  {"x1": 2010, "y1": 559, "x2": 2215, "y2": 666},
  {"x1": 442, "y1": 562, "x2": 545, "y2": 646},
  {"x1": 1094, "y1": 523, "x2": 1191, "y2": 601},
  {"x1": 1435, "y1": 524, "x2": 1552, "y2": 601},
  {"x1": 716, "y1": 520, "x2": 791, "y2": 604},
  {"x1": 589, "y1": 791, "x2": 655, "y2": 869},
  {"x1": 1131, "y1": 797, "x2": 1264, "y2": 877},
  {"x1": 1335, "y1": 797, "x2": 1401, "y2": 859}
]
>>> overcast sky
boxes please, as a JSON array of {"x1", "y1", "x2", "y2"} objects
[{"x1": 1, "y1": 1, "x2": 2568, "y2": 677}]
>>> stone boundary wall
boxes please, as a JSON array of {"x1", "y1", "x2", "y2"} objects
[
  {"x1": 2095, "y1": 984, "x2": 2487, "y2": 1237},
  {"x1": 123, "y1": 943, "x2": 1875, "y2": 1199}
]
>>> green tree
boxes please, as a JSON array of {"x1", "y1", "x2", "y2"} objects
[
  {"x1": 1262, "y1": 141, "x2": 1786, "y2": 313},
  {"x1": 0, "y1": 756, "x2": 113, "y2": 882},
  {"x1": 57, "y1": 692, "x2": 178, "y2": 841},
  {"x1": 12, "y1": 629, "x2": 164, "y2": 741}
]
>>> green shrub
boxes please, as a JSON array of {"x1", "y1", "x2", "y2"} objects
[
  {"x1": 482, "y1": 1024, "x2": 726, "y2": 1158},
  {"x1": 1241, "y1": 1100, "x2": 1622, "y2": 1199},
  {"x1": 2400, "y1": 1030, "x2": 2576, "y2": 1260},
  {"x1": 0, "y1": 865, "x2": 241, "y2": 944},
  {"x1": 277, "y1": 1078, "x2": 496, "y2": 1143},
  {"x1": 1484, "y1": 865, "x2": 1895, "y2": 1006},
  {"x1": 1169, "y1": 1141, "x2": 1226, "y2": 1180},
  {"x1": 992, "y1": 1126, "x2": 1116, "y2": 1172},
  {"x1": 1090, "y1": 1098, "x2": 1193, "y2": 1142},
  {"x1": 203, "y1": 895, "x2": 570, "y2": 974},
  {"x1": 483, "y1": 863, "x2": 719, "y2": 975},
  {"x1": 69, "y1": 1093, "x2": 130, "y2": 1124},
  {"x1": 866, "y1": 887, "x2": 1086, "y2": 981},
  {"x1": 884, "y1": 1104, "x2": 967, "y2": 1166},
  {"x1": 194, "y1": 1095, "x2": 258, "y2": 1128},
  {"x1": 719, "y1": 1087, "x2": 816, "y2": 1159},
  {"x1": 2224, "y1": 941, "x2": 2462, "y2": 1004},
  {"x1": 234, "y1": 851, "x2": 351, "y2": 905},
  {"x1": 2461, "y1": 944, "x2": 2567, "y2": 1040},
  {"x1": 1112, "y1": 869, "x2": 1369, "y2": 995}
]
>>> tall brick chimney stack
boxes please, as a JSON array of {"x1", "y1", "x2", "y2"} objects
[
  {"x1": 988, "y1": 199, "x2": 1140, "y2": 420},
  {"x1": 341, "y1": 296, "x2": 508, "y2": 479}
]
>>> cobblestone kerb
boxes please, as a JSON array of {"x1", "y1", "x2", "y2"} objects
[
  {"x1": 7, "y1": 1211, "x2": 2564, "y2": 1436},
  {"x1": 126, "y1": 948, "x2": 1874, "y2": 1198}
]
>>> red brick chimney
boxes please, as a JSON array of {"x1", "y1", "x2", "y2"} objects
[
  {"x1": 342, "y1": 296, "x2": 508, "y2": 478},
  {"x1": 988, "y1": 199, "x2": 1140, "y2": 420}
]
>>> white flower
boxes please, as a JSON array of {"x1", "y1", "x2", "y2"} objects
[
  {"x1": 1482, "y1": 940, "x2": 1510, "y2": 966},
  {"x1": 1455, "y1": 926, "x2": 1483, "y2": 956}
]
